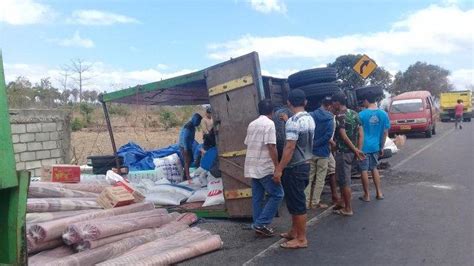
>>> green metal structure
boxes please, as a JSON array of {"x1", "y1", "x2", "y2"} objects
[{"x1": 0, "y1": 51, "x2": 29, "y2": 265}]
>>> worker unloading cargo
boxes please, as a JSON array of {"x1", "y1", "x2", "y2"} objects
[{"x1": 179, "y1": 113, "x2": 202, "y2": 179}]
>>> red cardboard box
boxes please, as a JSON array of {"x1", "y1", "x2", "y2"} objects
[{"x1": 49, "y1": 165, "x2": 81, "y2": 183}]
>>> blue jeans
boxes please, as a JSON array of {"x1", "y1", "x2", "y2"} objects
[{"x1": 252, "y1": 175, "x2": 284, "y2": 227}]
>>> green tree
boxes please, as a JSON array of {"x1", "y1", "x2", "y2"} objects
[
  {"x1": 390, "y1": 62, "x2": 453, "y2": 97},
  {"x1": 327, "y1": 54, "x2": 393, "y2": 90},
  {"x1": 6, "y1": 76, "x2": 33, "y2": 108}
]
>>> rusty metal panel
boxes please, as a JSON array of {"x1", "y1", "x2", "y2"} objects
[{"x1": 206, "y1": 52, "x2": 263, "y2": 218}]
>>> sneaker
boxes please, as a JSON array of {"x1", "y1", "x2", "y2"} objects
[{"x1": 251, "y1": 224, "x2": 275, "y2": 237}]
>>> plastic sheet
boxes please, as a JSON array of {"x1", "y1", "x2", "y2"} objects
[
  {"x1": 118, "y1": 142, "x2": 183, "y2": 171},
  {"x1": 63, "y1": 209, "x2": 172, "y2": 245},
  {"x1": 27, "y1": 198, "x2": 101, "y2": 212},
  {"x1": 29, "y1": 202, "x2": 155, "y2": 243}
]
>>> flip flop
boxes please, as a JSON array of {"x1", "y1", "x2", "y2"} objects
[
  {"x1": 280, "y1": 241, "x2": 308, "y2": 249},
  {"x1": 280, "y1": 233, "x2": 295, "y2": 240},
  {"x1": 358, "y1": 196, "x2": 370, "y2": 202},
  {"x1": 334, "y1": 209, "x2": 353, "y2": 217},
  {"x1": 333, "y1": 204, "x2": 344, "y2": 210},
  {"x1": 376, "y1": 195, "x2": 385, "y2": 200}
]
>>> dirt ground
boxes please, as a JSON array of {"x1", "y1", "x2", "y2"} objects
[
  {"x1": 71, "y1": 126, "x2": 182, "y2": 165},
  {"x1": 70, "y1": 105, "x2": 205, "y2": 164}
]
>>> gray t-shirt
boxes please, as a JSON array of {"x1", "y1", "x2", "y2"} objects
[{"x1": 285, "y1": 111, "x2": 316, "y2": 167}]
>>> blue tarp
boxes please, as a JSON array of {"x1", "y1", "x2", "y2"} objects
[{"x1": 118, "y1": 141, "x2": 199, "y2": 171}]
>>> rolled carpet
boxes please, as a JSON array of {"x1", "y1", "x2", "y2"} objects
[
  {"x1": 28, "y1": 246, "x2": 74, "y2": 266},
  {"x1": 98, "y1": 228, "x2": 214, "y2": 265},
  {"x1": 26, "y1": 210, "x2": 94, "y2": 223},
  {"x1": 41, "y1": 222, "x2": 189, "y2": 266},
  {"x1": 133, "y1": 234, "x2": 223, "y2": 265},
  {"x1": 29, "y1": 202, "x2": 155, "y2": 243},
  {"x1": 63, "y1": 209, "x2": 172, "y2": 245},
  {"x1": 27, "y1": 236, "x2": 63, "y2": 254},
  {"x1": 30, "y1": 182, "x2": 110, "y2": 193},
  {"x1": 27, "y1": 198, "x2": 100, "y2": 212},
  {"x1": 28, "y1": 186, "x2": 99, "y2": 198}
]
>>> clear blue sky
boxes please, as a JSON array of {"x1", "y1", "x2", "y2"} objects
[{"x1": 1, "y1": 0, "x2": 473, "y2": 91}]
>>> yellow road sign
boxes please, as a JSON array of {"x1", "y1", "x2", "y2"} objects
[{"x1": 353, "y1": 55, "x2": 377, "y2": 79}]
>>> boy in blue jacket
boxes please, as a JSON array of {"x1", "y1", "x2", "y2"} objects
[{"x1": 306, "y1": 97, "x2": 335, "y2": 209}]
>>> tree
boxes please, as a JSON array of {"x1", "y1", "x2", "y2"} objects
[
  {"x1": 6, "y1": 76, "x2": 33, "y2": 108},
  {"x1": 32, "y1": 78, "x2": 61, "y2": 108},
  {"x1": 69, "y1": 58, "x2": 93, "y2": 103},
  {"x1": 390, "y1": 62, "x2": 453, "y2": 97},
  {"x1": 327, "y1": 54, "x2": 393, "y2": 90}
]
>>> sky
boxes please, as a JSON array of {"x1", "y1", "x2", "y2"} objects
[{"x1": 0, "y1": 0, "x2": 473, "y2": 92}]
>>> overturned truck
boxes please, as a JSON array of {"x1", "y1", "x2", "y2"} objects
[{"x1": 99, "y1": 52, "x2": 289, "y2": 218}]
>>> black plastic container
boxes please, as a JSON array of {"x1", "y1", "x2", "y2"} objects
[{"x1": 87, "y1": 155, "x2": 124, "y2": 175}]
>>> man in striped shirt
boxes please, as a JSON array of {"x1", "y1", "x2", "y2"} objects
[{"x1": 244, "y1": 99, "x2": 284, "y2": 237}]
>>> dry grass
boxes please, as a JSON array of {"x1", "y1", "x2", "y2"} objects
[{"x1": 70, "y1": 105, "x2": 205, "y2": 165}]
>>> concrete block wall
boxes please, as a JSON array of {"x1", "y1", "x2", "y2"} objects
[{"x1": 9, "y1": 109, "x2": 71, "y2": 177}]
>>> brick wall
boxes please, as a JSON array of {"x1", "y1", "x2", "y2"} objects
[{"x1": 9, "y1": 109, "x2": 71, "y2": 177}]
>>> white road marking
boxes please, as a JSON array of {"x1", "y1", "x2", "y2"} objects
[
  {"x1": 392, "y1": 127, "x2": 454, "y2": 170},
  {"x1": 242, "y1": 199, "x2": 358, "y2": 266}
]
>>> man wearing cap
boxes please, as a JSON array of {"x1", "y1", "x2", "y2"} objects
[
  {"x1": 306, "y1": 97, "x2": 335, "y2": 209},
  {"x1": 202, "y1": 106, "x2": 214, "y2": 135},
  {"x1": 274, "y1": 89, "x2": 315, "y2": 249}
]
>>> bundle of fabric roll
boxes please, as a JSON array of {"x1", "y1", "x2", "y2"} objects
[{"x1": 27, "y1": 178, "x2": 223, "y2": 265}]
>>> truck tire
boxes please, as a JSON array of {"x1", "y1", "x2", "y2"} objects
[
  {"x1": 355, "y1": 85, "x2": 384, "y2": 102},
  {"x1": 294, "y1": 82, "x2": 341, "y2": 98},
  {"x1": 288, "y1": 67, "x2": 337, "y2": 89},
  {"x1": 464, "y1": 117, "x2": 471, "y2": 122},
  {"x1": 425, "y1": 128, "x2": 433, "y2": 138}
]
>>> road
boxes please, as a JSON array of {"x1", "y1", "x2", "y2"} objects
[{"x1": 184, "y1": 121, "x2": 473, "y2": 266}]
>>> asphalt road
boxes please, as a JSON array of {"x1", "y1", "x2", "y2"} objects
[{"x1": 183, "y1": 121, "x2": 473, "y2": 266}]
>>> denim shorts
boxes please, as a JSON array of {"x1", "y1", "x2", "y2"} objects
[
  {"x1": 282, "y1": 163, "x2": 310, "y2": 215},
  {"x1": 335, "y1": 152, "x2": 354, "y2": 188},
  {"x1": 359, "y1": 152, "x2": 379, "y2": 172}
]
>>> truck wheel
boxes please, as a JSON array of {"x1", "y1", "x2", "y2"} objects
[
  {"x1": 425, "y1": 128, "x2": 433, "y2": 138},
  {"x1": 463, "y1": 118, "x2": 471, "y2": 122},
  {"x1": 294, "y1": 82, "x2": 341, "y2": 98},
  {"x1": 288, "y1": 67, "x2": 337, "y2": 89},
  {"x1": 355, "y1": 85, "x2": 384, "y2": 102}
]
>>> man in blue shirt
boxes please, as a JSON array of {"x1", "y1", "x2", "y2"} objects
[
  {"x1": 179, "y1": 113, "x2": 202, "y2": 179},
  {"x1": 358, "y1": 92, "x2": 390, "y2": 202},
  {"x1": 306, "y1": 97, "x2": 334, "y2": 209}
]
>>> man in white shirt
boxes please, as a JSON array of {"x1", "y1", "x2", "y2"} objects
[{"x1": 244, "y1": 99, "x2": 284, "y2": 237}]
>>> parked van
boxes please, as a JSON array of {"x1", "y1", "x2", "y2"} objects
[{"x1": 389, "y1": 91, "x2": 437, "y2": 138}]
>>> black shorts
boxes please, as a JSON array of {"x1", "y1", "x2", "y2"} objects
[{"x1": 282, "y1": 163, "x2": 310, "y2": 215}]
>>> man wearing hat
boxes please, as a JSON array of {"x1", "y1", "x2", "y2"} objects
[{"x1": 306, "y1": 96, "x2": 336, "y2": 209}]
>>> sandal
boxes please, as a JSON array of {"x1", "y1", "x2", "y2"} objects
[
  {"x1": 280, "y1": 232, "x2": 295, "y2": 240},
  {"x1": 358, "y1": 196, "x2": 370, "y2": 202},
  {"x1": 280, "y1": 241, "x2": 308, "y2": 249},
  {"x1": 334, "y1": 209, "x2": 353, "y2": 217},
  {"x1": 376, "y1": 195, "x2": 385, "y2": 200}
]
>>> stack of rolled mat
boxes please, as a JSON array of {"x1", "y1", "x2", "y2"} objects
[
  {"x1": 30, "y1": 182, "x2": 110, "y2": 193},
  {"x1": 28, "y1": 186, "x2": 100, "y2": 198},
  {"x1": 27, "y1": 198, "x2": 101, "y2": 212}
]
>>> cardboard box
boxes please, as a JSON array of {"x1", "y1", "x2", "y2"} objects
[
  {"x1": 97, "y1": 186, "x2": 135, "y2": 209},
  {"x1": 42, "y1": 165, "x2": 81, "y2": 183},
  {"x1": 115, "y1": 181, "x2": 145, "y2": 203}
]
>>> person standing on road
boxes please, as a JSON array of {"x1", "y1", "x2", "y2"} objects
[
  {"x1": 332, "y1": 92, "x2": 364, "y2": 217},
  {"x1": 244, "y1": 99, "x2": 284, "y2": 237},
  {"x1": 358, "y1": 93, "x2": 390, "y2": 202},
  {"x1": 273, "y1": 105, "x2": 294, "y2": 161},
  {"x1": 274, "y1": 89, "x2": 315, "y2": 249},
  {"x1": 178, "y1": 113, "x2": 202, "y2": 180},
  {"x1": 455, "y1": 99, "x2": 464, "y2": 130},
  {"x1": 306, "y1": 97, "x2": 335, "y2": 209}
]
